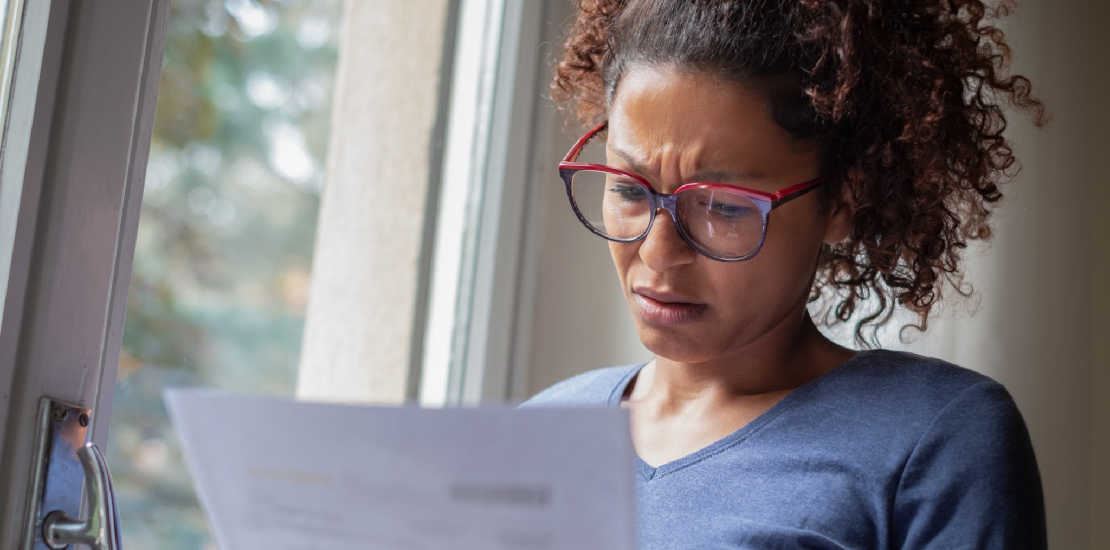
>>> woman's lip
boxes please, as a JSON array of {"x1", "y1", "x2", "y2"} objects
[
  {"x1": 632, "y1": 291, "x2": 707, "y2": 325},
  {"x1": 631, "y1": 287, "x2": 703, "y2": 305}
]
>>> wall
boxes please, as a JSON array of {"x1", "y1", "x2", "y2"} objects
[
  {"x1": 1089, "y1": 3, "x2": 1110, "y2": 547},
  {"x1": 296, "y1": 0, "x2": 451, "y2": 404}
]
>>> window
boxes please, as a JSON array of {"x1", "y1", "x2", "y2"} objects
[{"x1": 109, "y1": 0, "x2": 492, "y2": 544}]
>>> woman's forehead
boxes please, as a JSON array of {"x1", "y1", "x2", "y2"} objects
[
  {"x1": 608, "y1": 70, "x2": 790, "y2": 150},
  {"x1": 604, "y1": 78, "x2": 820, "y2": 188},
  {"x1": 611, "y1": 65, "x2": 773, "y2": 121}
]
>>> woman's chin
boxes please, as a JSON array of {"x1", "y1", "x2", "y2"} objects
[{"x1": 634, "y1": 324, "x2": 718, "y2": 364}]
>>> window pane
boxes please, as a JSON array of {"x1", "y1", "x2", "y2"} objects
[
  {"x1": 0, "y1": 0, "x2": 19, "y2": 139},
  {"x1": 110, "y1": 1, "x2": 341, "y2": 546},
  {"x1": 0, "y1": 0, "x2": 25, "y2": 315}
]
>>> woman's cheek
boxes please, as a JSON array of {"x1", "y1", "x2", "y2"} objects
[
  {"x1": 608, "y1": 242, "x2": 635, "y2": 280},
  {"x1": 756, "y1": 219, "x2": 826, "y2": 302}
]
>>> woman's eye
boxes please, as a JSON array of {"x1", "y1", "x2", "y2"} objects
[
  {"x1": 698, "y1": 199, "x2": 754, "y2": 219},
  {"x1": 608, "y1": 182, "x2": 648, "y2": 202}
]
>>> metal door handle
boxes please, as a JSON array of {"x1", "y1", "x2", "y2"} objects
[{"x1": 41, "y1": 442, "x2": 122, "y2": 550}]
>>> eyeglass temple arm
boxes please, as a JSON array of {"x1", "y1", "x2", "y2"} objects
[
  {"x1": 562, "y1": 121, "x2": 609, "y2": 162},
  {"x1": 769, "y1": 176, "x2": 823, "y2": 207}
]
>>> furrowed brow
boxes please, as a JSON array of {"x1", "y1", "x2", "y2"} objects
[
  {"x1": 608, "y1": 143, "x2": 654, "y2": 177},
  {"x1": 688, "y1": 169, "x2": 766, "y2": 182},
  {"x1": 609, "y1": 143, "x2": 765, "y2": 183}
]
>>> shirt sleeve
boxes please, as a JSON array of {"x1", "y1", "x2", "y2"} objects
[{"x1": 891, "y1": 380, "x2": 1046, "y2": 549}]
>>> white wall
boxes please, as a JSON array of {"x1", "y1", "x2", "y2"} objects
[
  {"x1": 520, "y1": 0, "x2": 1107, "y2": 547},
  {"x1": 296, "y1": 0, "x2": 452, "y2": 404}
]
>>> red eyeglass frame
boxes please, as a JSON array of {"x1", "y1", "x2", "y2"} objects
[
  {"x1": 559, "y1": 121, "x2": 823, "y2": 206},
  {"x1": 556, "y1": 120, "x2": 826, "y2": 261}
]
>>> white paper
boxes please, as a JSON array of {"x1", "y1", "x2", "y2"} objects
[{"x1": 165, "y1": 389, "x2": 636, "y2": 550}]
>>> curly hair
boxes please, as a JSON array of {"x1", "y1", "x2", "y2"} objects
[{"x1": 552, "y1": 0, "x2": 1047, "y2": 345}]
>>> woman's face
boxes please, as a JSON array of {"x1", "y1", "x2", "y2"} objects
[{"x1": 606, "y1": 64, "x2": 844, "y2": 363}]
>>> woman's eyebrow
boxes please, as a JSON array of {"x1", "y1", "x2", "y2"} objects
[
  {"x1": 608, "y1": 143, "x2": 653, "y2": 175},
  {"x1": 608, "y1": 142, "x2": 765, "y2": 182},
  {"x1": 689, "y1": 169, "x2": 766, "y2": 182}
]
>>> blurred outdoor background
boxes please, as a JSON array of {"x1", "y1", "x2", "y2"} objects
[{"x1": 109, "y1": 0, "x2": 341, "y2": 546}]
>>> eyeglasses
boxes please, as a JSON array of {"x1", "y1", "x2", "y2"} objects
[{"x1": 557, "y1": 121, "x2": 825, "y2": 262}]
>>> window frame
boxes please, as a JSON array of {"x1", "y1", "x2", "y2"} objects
[
  {"x1": 0, "y1": 0, "x2": 168, "y2": 544},
  {"x1": 420, "y1": 0, "x2": 547, "y2": 405}
]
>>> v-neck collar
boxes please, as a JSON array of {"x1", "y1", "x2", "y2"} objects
[{"x1": 606, "y1": 351, "x2": 872, "y2": 481}]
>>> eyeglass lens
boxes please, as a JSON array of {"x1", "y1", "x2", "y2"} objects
[{"x1": 569, "y1": 169, "x2": 765, "y2": 259}]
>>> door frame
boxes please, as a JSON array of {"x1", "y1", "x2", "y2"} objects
[{"x1": 0, "y1": 0, "x2": 168, "y2": 545}]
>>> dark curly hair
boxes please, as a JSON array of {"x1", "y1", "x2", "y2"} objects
[{"x1": 552, "y1": 0, "x2": 1047, "y2": 345}]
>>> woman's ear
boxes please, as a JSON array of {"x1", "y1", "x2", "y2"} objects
[{"x1": 821, "y1": 190, "x2": 853, "y2": 245}]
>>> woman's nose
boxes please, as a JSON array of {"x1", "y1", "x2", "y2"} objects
[{"x1": 637, "y1": 209, "x2": 698, "y2": 271}]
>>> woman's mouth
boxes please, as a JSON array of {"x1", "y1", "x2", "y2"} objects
[{"x1": 631, "y1": 288, "x2": 708, "y2": 326}]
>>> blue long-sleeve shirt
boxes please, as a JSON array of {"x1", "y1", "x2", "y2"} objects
[{"x1": 519, "y1": 349, "x2": 1046, "y2": 549}]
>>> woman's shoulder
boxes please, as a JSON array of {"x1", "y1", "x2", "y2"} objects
[
  {"x1": 516, "y1": 363, "x2": 642, "y2": 408},
  {"x1": 844, "y1": 351, "x2": 1045, "y2": 546},
  {"x1": 835, "y1": 348, "x2": 1008, "y2": 397},
  {"x1": 823, "y1": 349, "x2": 1025, "y2": 438}
]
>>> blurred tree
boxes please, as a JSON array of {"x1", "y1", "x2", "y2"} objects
[{"x1": 112, "y1": 0, "x2": 342, "y2": 547}]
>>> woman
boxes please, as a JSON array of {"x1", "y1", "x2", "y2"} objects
[{"x1": 519, "y1": 0, "x2": 1047, "y2": 548}]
